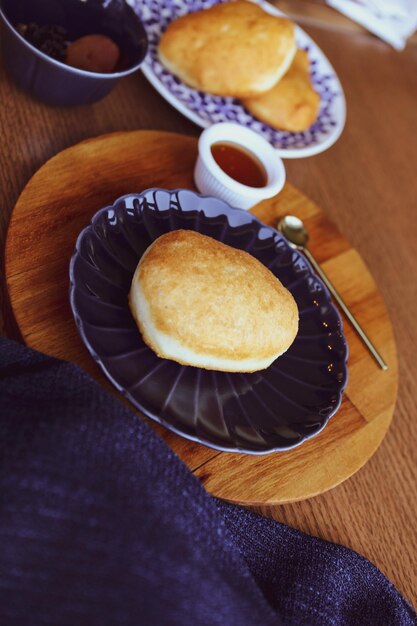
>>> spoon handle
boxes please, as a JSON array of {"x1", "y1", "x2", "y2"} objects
[{"x1": 303, "y1": 248, "x2": 388, "y2": 370}]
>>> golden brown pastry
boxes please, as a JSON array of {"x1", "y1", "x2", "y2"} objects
[
  {"x1": 158, "y1": 1, "x2": 296, "y2": 98},
  {"x1": 129, "y1": 230, "x2": 299, "y2": 372},
  {"x1": 242, "y1": 49, "x2": 320, "y2": 132}
]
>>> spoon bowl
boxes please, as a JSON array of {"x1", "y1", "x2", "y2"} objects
[{"x1": 277, "y1": 215, "x2": 309, "y2": 250}]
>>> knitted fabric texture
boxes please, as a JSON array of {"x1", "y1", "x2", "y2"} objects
[{"x1": 0, "y1": 337, "x2": 415, "y2": 626}]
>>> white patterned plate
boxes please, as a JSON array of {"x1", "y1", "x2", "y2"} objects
[{"x1": 130, "y1": 0, "x2": 346, "y2": 159}]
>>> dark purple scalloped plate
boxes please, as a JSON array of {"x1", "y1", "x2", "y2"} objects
[{"x1": 69, "y1": 189, "x2": 348, "y2": 454}]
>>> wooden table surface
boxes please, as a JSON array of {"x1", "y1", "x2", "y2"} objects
[{"x1": 1, "y1": 13, "x2": 416, "y2": 608}]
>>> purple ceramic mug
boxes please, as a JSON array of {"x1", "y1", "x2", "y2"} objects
[{"x1": 0, "y1": 0, "x2": 148, "y2": 106}]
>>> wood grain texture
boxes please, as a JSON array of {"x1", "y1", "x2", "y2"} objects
[
  {"x1": 272, "y1": 0, "x2": 417, "y2": 44},
  {"x1": 0, "y1": 21, "x2": 416, "y2": 606},
  {"x1": 5, "y1": 130, "x2": 397, "y2": 508}
]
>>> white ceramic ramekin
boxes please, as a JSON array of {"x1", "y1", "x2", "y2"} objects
[{"x1": 194, "y1": 123, "x2": 286, "y2": 211}]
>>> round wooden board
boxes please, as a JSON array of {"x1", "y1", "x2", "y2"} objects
[{"x1": 5, "y1": 130, "x2": 398, "y2": 506}]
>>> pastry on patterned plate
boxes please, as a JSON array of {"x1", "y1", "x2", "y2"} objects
[
  {"x1": 158, "y1": 0, "x2": 296, "y2": 98},
  {"x1": 242, "y1": 49, "x2": 320, "y2": 132},
  {"x1": 129, "y1": 230, "x2": 299, "y2": 372}
]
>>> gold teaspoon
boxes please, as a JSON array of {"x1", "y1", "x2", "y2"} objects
[{"x1": 278, "y1": 215, "x2": 388, "y2": 370}]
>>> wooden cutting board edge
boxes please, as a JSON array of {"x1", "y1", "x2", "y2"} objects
[{"x1": 4, "y1": 130, "x2": 398, "y2": 505}]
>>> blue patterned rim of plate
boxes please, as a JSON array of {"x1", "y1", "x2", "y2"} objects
[
  {"x1": 69, "y1": 189, "x2": 348, "y2": 454},
  {"x1": 130, "y1": 0, "x2": 346, "y2": 158}
]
